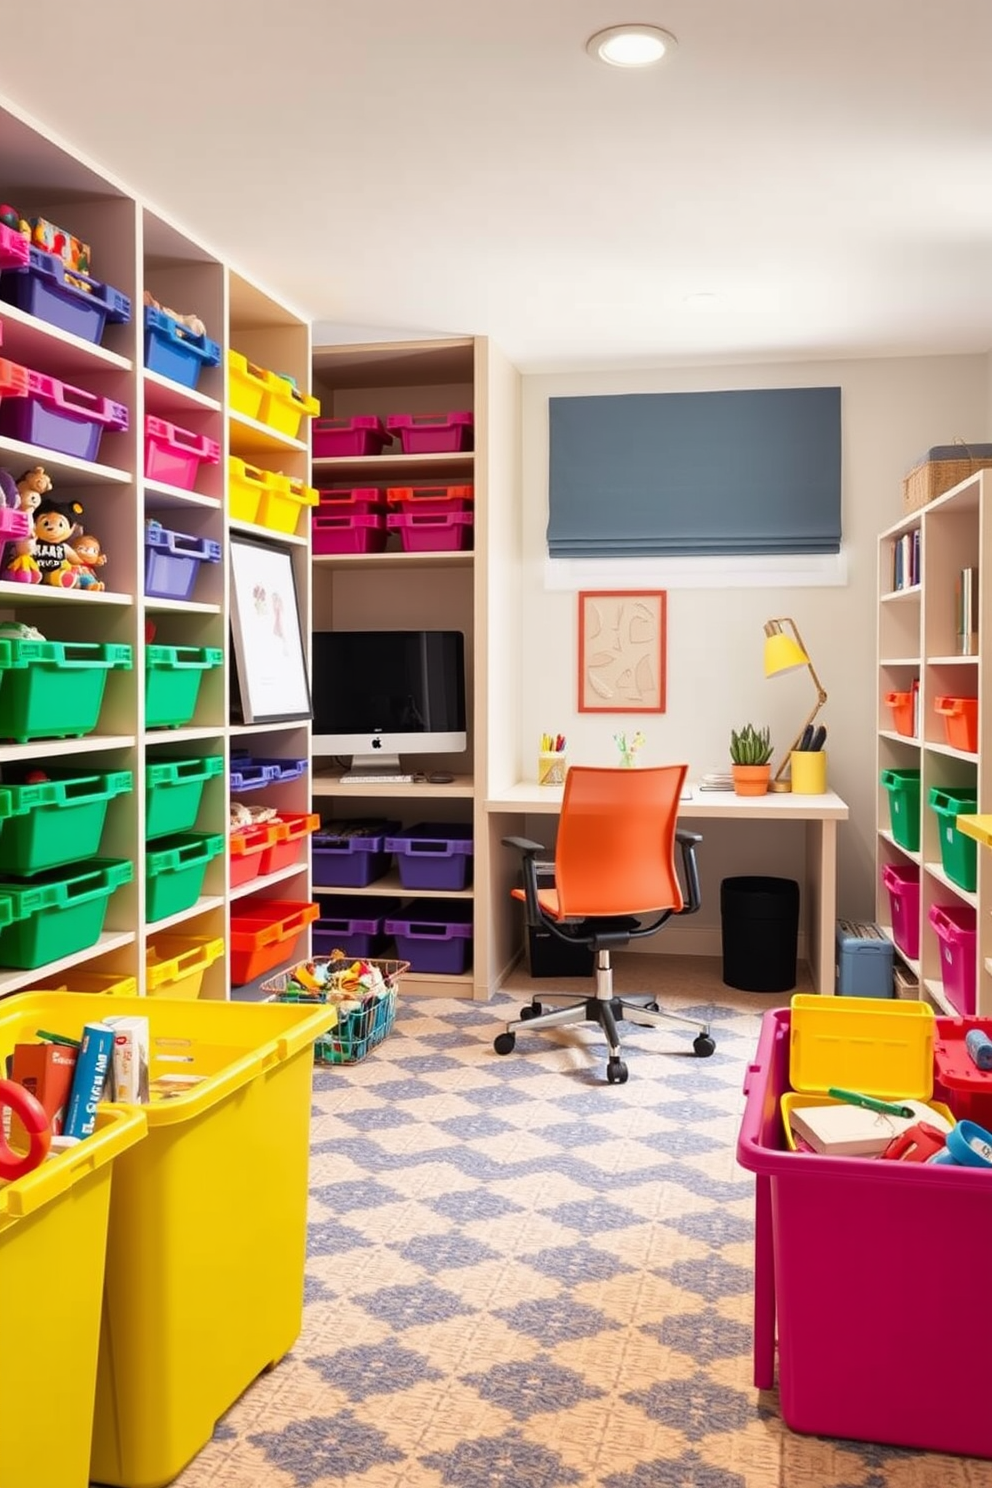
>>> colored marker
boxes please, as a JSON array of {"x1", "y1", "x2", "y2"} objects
[{"x1": 828, "y1": 1087, "x2": 914, "y2": 1119}]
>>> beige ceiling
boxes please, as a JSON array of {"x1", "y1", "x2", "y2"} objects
[{"x1": 3, "y1": 0, "x2": 991, "y2": 369}]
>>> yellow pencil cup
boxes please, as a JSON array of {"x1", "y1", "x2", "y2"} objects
[
  {"x1": 538, "y1": 751, "x2": 567, "y2": 786},
  {"x1": 790, "y1": 750, "x2": 827, "y2": 794}
]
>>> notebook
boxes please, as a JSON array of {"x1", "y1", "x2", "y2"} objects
[{"x1": 788, "y1": 1099, "x2": 953, "y2": 1156}]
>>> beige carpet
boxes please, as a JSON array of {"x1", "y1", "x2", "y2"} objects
[{"x1": 163, "y1": 956, "x2": 988, "y2": 1488}]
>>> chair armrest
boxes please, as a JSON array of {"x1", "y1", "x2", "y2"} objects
[
  {"x1": 675, "y1": 829, "x2": 702, "y2": 916},
  {"x1": 502, "y1": 835, "x2": 547, "y2": 927}
]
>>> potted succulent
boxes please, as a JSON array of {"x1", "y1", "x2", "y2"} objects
[{"x1": 730, "y1": 723, "x2": 774, "y2": 796}]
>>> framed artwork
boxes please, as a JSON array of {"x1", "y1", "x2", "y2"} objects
[
  {"x1": 577, "y1": 590, "x2": 666, "y2": 713},
  {"x1": 229, "y1": 534, "x2": 311, "y2": 725}
]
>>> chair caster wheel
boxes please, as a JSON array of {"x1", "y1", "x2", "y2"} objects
[
  {"x1": 693, "y1": 1033, "x2": 716, "y2": 1058},
  {"x1": 606, "y1": 1057, "x2": 628, "y2": 1084},
  {"x1": 494, "y1": 1032, "x2": 516, "y2": 1055},
  {"x1": 520, "y1": 1002, "x2": 542, "y2": 1020},
  {"x1": 645, "y1": 1002, "x2": 659, "y2": 1012}
]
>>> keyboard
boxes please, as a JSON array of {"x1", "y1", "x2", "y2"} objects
[{"x1": 339, "y1": 773, "x2": 415, "y2": 785}]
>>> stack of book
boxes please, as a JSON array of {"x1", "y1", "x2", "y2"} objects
[{"x1": 698, "y1": 771, "x2": 734, "y2": 792}]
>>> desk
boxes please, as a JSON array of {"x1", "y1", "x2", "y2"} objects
[{"x1": 485, "y1": 784, "x2": 849, "y2": 995}]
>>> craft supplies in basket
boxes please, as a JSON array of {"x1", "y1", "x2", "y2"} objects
[
  {"x1": 261, "y1": 955, "x2": 408, "y2": 1064},
  {"x1": 902, "y1": 441, "x2": 992, "y2": 513}
]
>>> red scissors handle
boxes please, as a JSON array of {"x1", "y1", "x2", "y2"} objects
[{"x1": 0, "y1": 1078, "x2": 51, "y2": 1180}]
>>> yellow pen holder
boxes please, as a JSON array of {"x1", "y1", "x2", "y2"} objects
[
  {"x1": 538, "y1": 751, "x2": 567, "y2": 786},
  {"x1": 790, "y1": 750, "x2": 827, "y2": 794}
]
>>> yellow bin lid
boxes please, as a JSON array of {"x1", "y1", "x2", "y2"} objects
[{"x1": 789, "y1": 993, "x2": 935, "y2": 1101}]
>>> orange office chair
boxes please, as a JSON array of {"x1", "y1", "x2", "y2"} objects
[{"x1": 494, "y1": 764, "x2": 715, "y2": 1083}]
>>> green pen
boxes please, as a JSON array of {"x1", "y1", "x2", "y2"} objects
[
  {"x1": 36, "y1": 1029, "x2": 82, "y2": 1049},
  {"x1": 828, "y1": 1087, "x2": 914, "y2": 1119}
]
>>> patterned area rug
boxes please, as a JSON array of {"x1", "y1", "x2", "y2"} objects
[{"x1": 168, "y1": 965, "x2": 989, "y2": 1488}]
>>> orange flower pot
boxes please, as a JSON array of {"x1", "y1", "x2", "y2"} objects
[{"x1": 732, "y1": 764, "x2": 771, "y2": 796}]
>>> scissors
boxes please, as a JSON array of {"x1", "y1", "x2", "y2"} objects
[{"x1": 0, "y1": 1078, "x2": 51, "y2": 1181}]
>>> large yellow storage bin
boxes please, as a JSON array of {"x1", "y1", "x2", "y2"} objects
[
  {"x1": 227, "y1": 349, "x2": 268, "y2": 420},
  {"x1": 0, "y1": 992, "x2": 330, "y2": 1488},
  {"x1": 145, "y1": 931, "x2": 224, "y2": 998},
  {"x1": 256, "y1": 472, "x2": 319, "y2": 536},
  {"x1": 256, "y1": 368, "x2": 320, "y2": 440},
  {"x1": 0, "y1": 1099, "x2": 146, "y2": 1488}
]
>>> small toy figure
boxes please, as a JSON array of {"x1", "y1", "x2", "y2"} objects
[
  {"x1": 2, "y1": 534, "x2": 41, "y2": 584},
  {"x1": 72, "y1": 534, "x2": 107, "y2": 591},
  {"x1": 15, "y1": 466, "x2": 52, "y2": 535},
  {"x1": 143, "y1": 289, "x2": 207, "y2": 339},
  {"x1": 33, "y1": 499, "x2": 85, "y2": 588}
]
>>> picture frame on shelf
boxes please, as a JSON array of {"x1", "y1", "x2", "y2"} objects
[
  {"x1": 229, "y1": 534, "x2": 311, "y2": 725},
  {"x1": 577, "y1": 589, "x2": 667, "y2": 714}
]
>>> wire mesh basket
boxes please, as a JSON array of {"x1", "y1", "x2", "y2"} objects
[{"x1": 261, "y1": 956, "x2": 408, "y2": 1065}]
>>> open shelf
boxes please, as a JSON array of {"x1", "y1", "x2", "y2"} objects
[
  {"x1": 229, "y1": 409, "x2": 307, "y2": 456},
  {"x1": 146, "y1": 895, "x2": 226, "y2": 935},
  {"x1": 0, "y1": 435, "x2": 131, "y2": 487},
  {"x1": 0, "y1": 298, "x2": 133, "y2": 375},
  {"x1": 0, "y1": 930, "x2": 137, "y2": 998}
]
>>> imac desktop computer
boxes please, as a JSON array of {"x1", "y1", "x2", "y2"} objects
[{"x1": 311, "y1": 629, "x2": 467, "y2": 783}]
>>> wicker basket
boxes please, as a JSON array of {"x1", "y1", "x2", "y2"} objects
[{"x1": 902, "y1": 444, "x2": 992, "y2": 514}]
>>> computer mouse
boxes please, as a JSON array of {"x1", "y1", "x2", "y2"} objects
[{"x1": 427, "y1": 772, "x2": 454, "y2": 784}]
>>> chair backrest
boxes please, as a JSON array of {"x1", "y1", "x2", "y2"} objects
[{"x1": 554, "y1": 765, "x2": 687, "y2": 918}]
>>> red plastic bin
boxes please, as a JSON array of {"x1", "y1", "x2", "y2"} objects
[
  {"x1": 387, "y1": 510, "x2": 473, "y2": 552},
  {"x1": 737, "y1": 1006, "x2": 992, "y2": 1458},
  {"x1": 316, "y1": 488, "x2": 387, "y2": 515},
  {"x1": 312, "y1": 416, "x2": 392, "y2": 458},
  {"x1": 928, "y1": 901, "x2": 977, "y2": 1015},
  {"x1": 0, "y1": 368, "x2": 127, "y2": 461},
  {"x1": 386, "y1": 484, "x2": 474, "y2": 514},
  {"x1": 934, "y1": 694, "x2": 978, "y2": 753},
  {"x1": 883, "y1": 689, "x2": 915, "y2": 737},
  {"x1": 257, "y1": 813, "x2": 320, "y2": 876},
  {"x1": 385, "y1": 411, "x2": 474, "y2": 454},
  {"x1": 229, "y1": 822, "x2": 280, "y2": 888},
  {"x1": 145, "y1": 416, "x2": 220, "y2": 490},
  {"x1": 229, "y1": 898, "x2": 319, "y2": 985},
  {"x1": 312, "y1": 512, "x2": 387, "y2": 555},
  {"x1": 0, "y1": 356, "x2": 29, "y2": 413},
  {"x1": 881, "y1": 861, "x2": 920, "y2": 959},
  {"x1": 933, "y1": 1016, "x2": 992, "y2": 1126}
]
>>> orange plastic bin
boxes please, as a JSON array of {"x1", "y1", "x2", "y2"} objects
[
  {"x1": 884, "y1": 690, "x2": 915, "y2": 737},
  {"x1": 934, "y1": 695, "x2": 978, "y2": 753}
]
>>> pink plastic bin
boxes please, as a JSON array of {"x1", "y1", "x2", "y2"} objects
[
  {"x1": 316, "y1": 488, "x2": 386, "y2": 515},
  {"x1": 144, "y1": 416, "x2": 220, "y2": 491},
  {"x1": 738, "y1": 1006, "x2": 992, "y2": 1458},
  {"x1": 881, "y1": 861, "x2": 920, "y2": 959},
  {"x1": 0, "y1": 369, "x2": 128, "y2": 462},
  {"x1": 312, "y1": 417, "x2": 392, "y2": 458},
  {"x1": 928, "y1": 901, "x2": 977, "y2": 1015},
  {"x1": 387, "y1": 510, "x2": 473, "y2": 552},
  {"x1": 0, "y1": 222, "x2": 30, "y2": 272},
  {"x1": 312, "y1": 512, "x2": 388, "y2": 555},
  {"x1": 385, "y1": 411, "x2": 474, "y2": 454}
]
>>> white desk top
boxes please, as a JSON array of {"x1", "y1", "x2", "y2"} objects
[{"x1": 486, "y1": 782, "x2": 849, "y2": 820}]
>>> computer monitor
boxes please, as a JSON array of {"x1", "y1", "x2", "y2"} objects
[{"x1": 311, "y1": 629, "x2": 467, "y2": 779}]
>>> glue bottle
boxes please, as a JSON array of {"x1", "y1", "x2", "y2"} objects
[{"x1": 965, "y1": 1028, "x2": 992, "y2": 1071}]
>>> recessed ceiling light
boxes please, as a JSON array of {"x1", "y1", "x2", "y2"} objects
[{"x1": 586, "y1": 24, "x2": 678, "y2": 68}]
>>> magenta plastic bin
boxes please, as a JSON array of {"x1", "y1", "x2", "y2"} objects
[
  {"x1": 0, "y1": 368, "x2": 128, "y2": 461},
  {"x1": 316, "y1": 488, "x2": 387, "y2": 515},
  {"x1": 0, "y1": 507, "x2": 30, "y2": 542},
  {"x1": 144, "y1": 416, "x2": 220, "y2": 490},
  {"x1": 387, "y1": 510, "x2": 474, "y2": 553},
  {"x1": 312, "y1": 819, "x2": 401, "y2": 888},
  {"x1": 312, "y1": 511, "x2": 388, "y2": 555},
  {"x1": 928, "y1": 901, "x2": 977, "y2": 1015},
  {"x1": 312, "y1": 416, "x2": 392, "y2": 458},
  {"x1": 0, "y1": 223, "x2": 29, "y2": 272},
  {"x1": 313, "y1": 895, "x2": 403, "y2": 959},
  {"x1": 385, "y1": 411, "x2": 474, "y2": 454},
  {"x1": 0, "y1": 246, "x2": 130, "y2": 346},
  {"x1": 385, "y1": 822, "x2": 473, "y2": 891},
  {"x1": 881, "y1": 861, "x2": 920, "y2": 959},
  {"x1": 738, "y1": 1005, "x2": 992, "y2": 1457},
  {"x1": 144, "y1": 525, "x2": 222, "y2": 601},
  {"x1": 384, "y1": 898, "x2": 473, "y2": 975}
]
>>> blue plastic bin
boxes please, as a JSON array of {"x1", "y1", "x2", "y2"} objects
[
  {"x1": 384, "y1": 898, "x2": 473, "y2": 975},
  {"x1": 313, "y1": 896, "x2": 403, "y2": 958},
  {"x1": 0, "y1": 246, "x2": 131, "y2": 345},
  {"x1": 385, "y1": 822, "x2": 474, "y2": 890},
  {"x1": 313, "y1": 820, "x2": 401, "y2": 888},
  {"x1": 835, "y1": 921, "x2": 894, "y2": 997},
  {"x1": 144, "y1": 525, "x2": 222, "y2": 601},
  {"x1": 144, "y1": 307, "x2": 221, "y2": 390}
]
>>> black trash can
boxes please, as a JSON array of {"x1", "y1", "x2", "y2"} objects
[
  {"x1": 721, "y1": 875, "x2": 800, "y2": 992},
  {"x1": 526, "y1": 861, "x2": 594, "y2": 978}
]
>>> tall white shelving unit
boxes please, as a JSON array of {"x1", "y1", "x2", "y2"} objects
[{"x1": 0, "y1": 95, "x2": 314, "y2": 1000}]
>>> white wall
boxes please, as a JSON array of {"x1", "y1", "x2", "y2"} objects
[{"x1": 518, "y1": 353, "x2": 990, "y2": 944}]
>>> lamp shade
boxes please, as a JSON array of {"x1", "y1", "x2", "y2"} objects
[{"x1": 764, "y1": 629, "x2": 809, "y2": 678}]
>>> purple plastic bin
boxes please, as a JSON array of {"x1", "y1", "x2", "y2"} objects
[
  {"x1": 384, "y1": 898, "x2": 473, "y2": 975},
  {"x1": 312, "y1": 417, "x2": 392, "y2": 458},
  {"x1": 229, "y1": 754, "x2": 308, "y2": 792},
  {"x1": 881, "y1": 861, "x2": 920, "y2": 959},
  {"x1": 0, "y1": 246, "x2": 131, "y2": 346},
  {"x1": 144, "y1": 525, "x2": 222, "y2": 601},
  {"x1": 0, "y1": 369, "x2": 128, "y2": 461},
  {"x1": 385, "y1": 822, "x2": 474, "y2": 890},
  {"x1": 312, "y1": 819, "x2": 402, "y2": 888},
  {"x1": 385, "y1": 411, "x2": 474, "y2": 454},
  {"x1": 313, "y1": 895, "x2": 403, "y2": 958},
  {"x1": 928, "y1": 901, "x2": 977, "y2": 1015},
  {"x1": 312, "y1": 511, "x2": 388, "y2": 555},
  {"x1": 738, "y1": 1007, "x2": 992, "y2": 1457}
]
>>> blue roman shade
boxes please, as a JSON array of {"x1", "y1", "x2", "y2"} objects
[{"x1": 548, "y1": 387, "x2": 842, "y2": 558}]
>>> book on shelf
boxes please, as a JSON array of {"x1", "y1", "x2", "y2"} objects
[{"x1": 892, "y1": 530, "x2": 921, "y2": 592}]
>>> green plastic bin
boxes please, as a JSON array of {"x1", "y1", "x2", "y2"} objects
[
  {"x1": 146, "y1": 831, "x2": 225, "y2": 921},
  {"x1": 880, "y1": 768, "x2": 922, "y2": 852},
  {"x1": 929, "y1": 785, "x2": 979, "y2": 892},
  {"x1": 146, "y1": 646, "x2": 223, "y2": 730},
  {"x1": 146, "y1": 755, "x2": 224, "y2": 839},
  {"x1": 0, "y1": 770, "x2": 133, "y2": 876},
  {"x1": 0, "y1": 858, "x2": 133, "y2": 969},
  {"x1": 0, "y1": 641, "x2": 133, "y2": 743}
]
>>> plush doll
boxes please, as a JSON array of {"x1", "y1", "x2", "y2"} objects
[
  {"x1": 15, "y1": 466, "x2": 52, "y2": 535},
  {"x1": 72, "y1": 534, "x2": 107, "y2": 591},
  {"x1": 33, "y1": 499, "x2": 85, "y2": 588}
]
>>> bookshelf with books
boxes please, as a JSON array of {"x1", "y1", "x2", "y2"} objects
[{"x1": 876, "y1": 469, "x2": 990, "y2": 1017}]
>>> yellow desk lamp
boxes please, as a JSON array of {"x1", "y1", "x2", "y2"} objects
[{"x1": 763, "y1": 617, "x2": 828, "y2": 792}]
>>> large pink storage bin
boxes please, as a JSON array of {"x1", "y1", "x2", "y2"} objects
[
  {"x1": 881, "y1": 861, "x2": 920, "y2": 959},
  {"x1": 387, "y1": 510, "x2": 473, "y2": 552},
  {"x1": 311, "y1": 511, "x2": 387, "y2": 555},
  {"x1": 312, "y1": 417, "x2": 392, "y2": 458},
  {"x1": 0, "y1": 368, "x2": 128, "y2": 461},
  {"x1": 315, "y1": 488, "x2": 386, "y2": 515},
  {"x1": 385, "y1": 411, "x2": 473, "y2": 454},
  {"x1": 928, "y1": 901, "x2": 977, "y2": 1015},
  {"x1": 737, "y1": 1006, "x2": 992, "y2": 1458},
  {"x1": 144, "y1": 416, "x2": 220, "y2": 490}
]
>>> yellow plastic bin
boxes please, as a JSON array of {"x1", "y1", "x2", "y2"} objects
[
  {"x1": 256, "y1": 472, "x2": 319, "y2": 536},
  {"x1": 145, "y1": 931, "x2": 224, "y2": 998},
  {"x1": 228, "y1": 454, "x2": 266, "y2": 523},
  {"x1": 0, "y1": 1093, "x2": 146, "y2": 1488},
  {"x1": 29, "y1": 969, "x2": 138, "y2": 997},
  {"x1": 256, "y1": 368, "x2": 320, "y2": 440},
  {"x1": 6, "y1": 991, "x2": 332, "y2": 1488},
  {"x1": 227, "y1": 349, "x2": 268, "y2": 420}
]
